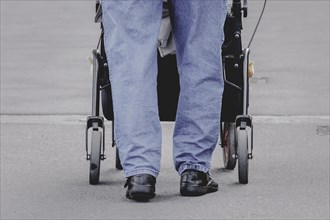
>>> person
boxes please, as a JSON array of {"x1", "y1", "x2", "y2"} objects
[{"x1": 101, "y1": 0, "x2": 228, "y2": 201}]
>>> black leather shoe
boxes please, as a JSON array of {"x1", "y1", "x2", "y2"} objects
[
  {"x1": 124, "y1": 174, "x2": 156, "y2": 201},
  {"x1": 180, "y1": 169, "x2": 218, "y2": 196}
]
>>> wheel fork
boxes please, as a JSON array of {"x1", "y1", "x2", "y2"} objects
[
  {"x1": 236, "y1": 115, "x2": 253, "y2": 159},
  {"x1": 85, "y1": 116, "x2": 106, "y2": 161}
]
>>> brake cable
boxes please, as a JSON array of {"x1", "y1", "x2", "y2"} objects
[{"x1": 247, "y1": 0, "x2": 267, "y2": 48}]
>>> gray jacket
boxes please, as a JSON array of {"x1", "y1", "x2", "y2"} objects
[{"x1": 157, "y1": 0, "x2": 176, "y2": 57}]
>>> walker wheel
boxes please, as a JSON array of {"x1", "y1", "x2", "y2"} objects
[
  {"x1": 89, "y1": 130, "x2": 102, "y2": 185},
  {"x1": 237, "y1": 128, "x2": 248, "y2": 184},
  {"x1": 223, "y1": 123, "x2": 237, "y2": 170}
]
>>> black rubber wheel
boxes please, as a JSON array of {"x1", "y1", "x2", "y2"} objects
[
  {"x1": 237, "y1": 129, "x2": 248, "y2": 184},
  {"x1": 222, "y1": 123, "x2": 237, "y2": 170},
  {"x1": 90, "y1": 130, "x2": 102, "y2": 185},
  {"x1": 115, "y1": 147, "x2": 123, "y2": 170}
]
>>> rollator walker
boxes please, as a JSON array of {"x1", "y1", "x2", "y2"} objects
[{"x1": 85, "y1": 0, "x2": 266, "y2": 185}]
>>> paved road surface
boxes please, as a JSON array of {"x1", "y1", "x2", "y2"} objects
[
  {"x1": 1, "y1": 0, "x2": 329, "y2": 219},
  {"x1": 1, "y1": 115, "x2": 329, "y2": 219}
]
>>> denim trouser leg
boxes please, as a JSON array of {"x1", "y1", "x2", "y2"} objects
[
  {"x1": 102, "y1": 0, "x2": 163, "y2": 178},
  {"x1": 170, "y1": 0, "x2": 227, "y2": 175}
]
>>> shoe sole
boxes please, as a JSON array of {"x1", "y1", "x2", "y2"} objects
[
  {"x1": 126, "y1": 185, "x2": 155, "y2": 201},
  {"x1": 180, "y1": 184, "x2": 218, "y2": 196}
]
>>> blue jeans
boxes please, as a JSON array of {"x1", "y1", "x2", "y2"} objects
[{"x1": 102, "y1": 0, "x2": 227, "y2": 177}]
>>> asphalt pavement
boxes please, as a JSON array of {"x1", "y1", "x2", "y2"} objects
[{"x1": 1, "y1": 0, "x2": 329, "y2": 219}]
